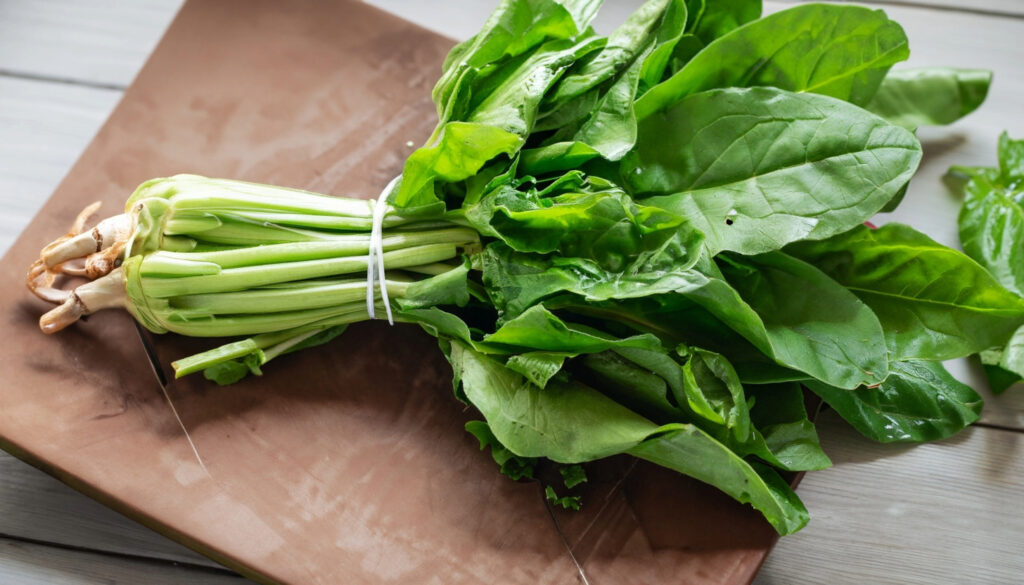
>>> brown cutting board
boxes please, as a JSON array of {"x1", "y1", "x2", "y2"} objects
[{"x1": 0, "y1": 1, "x2": 785, "y2": 583}]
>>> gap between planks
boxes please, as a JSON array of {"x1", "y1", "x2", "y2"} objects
[
  {"x1": 0, "y1": 537, "x2": 249, "y2": 585},
  {"x1": 0, "y1": 533, "x2": 237, "y2": 579},
  {"x1": 773, "y1": 0, "x2": 1024, "y2": 19}
]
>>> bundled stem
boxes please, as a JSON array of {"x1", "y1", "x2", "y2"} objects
[{"x1": 28, "y1": 174, "x2": 479, "y2": 363}]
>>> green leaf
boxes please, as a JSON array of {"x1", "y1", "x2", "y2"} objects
[
  {"x1": 958, "y1": 168, "x2": 1024, "y2": 297},
  {"x1": 393, "y1": 122, "x2": 522, "y2": 212},
  {"x1": 688, "y1": 0, "x2": 759, "y2": 45},
  {"x1": 198, "y1": 325, "x2": 349, "y2": 385},
  {"x1": 627, "y1": 432, "x2": 808, "y2": 535},
  {"x1": 484, "y1": 246, "x2": 886, "y2": 389},
  {"x1": 788, "y1": 223, "x2": 1024, "y2": 360},
  {"x1": 994, "y1": 324, "x2": 1024, "y2": 381},
  {"x1": 746, "y1": 383, "x2": 831, "y2": 472},
  {"x1": 433, "y1": 0, "x2": 586, "y2": 116},
  {"x1": 560, "y1": 464, "x2": 588, "y2": 488},
  {"x1": 635, "y1": 3, "x2": 908, "y2": 119},
  {"x1": 545, "y1": 485, "x2": 583, "y2": 510},
  {"x1": 638, "y1": 0, "x2": 691, "y2": 90},
  {"x1": 579, "y1": 349, "x2": 686, "y2": 423},
  {"x1": 465, "y1": 420, "x2": 537, "y2": 481},
  {"x1": 625, "y1": 87, "x2": 921, "y2": 255},
  {"x1": 468, "y1": 36, "x2": 605, "y2": 137},
  {"x1": 506, "y1": 351, "x2": 569, "y2": 388},
  {"x1": 680, "y1": 347, "x2": 751, "y2": 441},
  {"x1": 998, "y1": 131, "x2": 1024, "y2": 183},
  {"x1": 568, "y1": 47, "x2": 645, "y2": 160},
  {"x1": 865, "y1": 67, "x2": 991, "y2": 129},
  {"x1": 548, "y1": 0, "x2": 676, "y2": 105},
  {"x1": 479, "y1": 242, "x2": 708, "y2": 317},
  {"x1": 465, "y1": 180, "x2": 703, "y2": 273},
  {"x1": 483, "y1": 304, "x2": 663, "y2": 353},
  {"x1": 536, "y1": 1, "x2": 693, "y2": 165},
  {"x1": 398, "y1": 264, "x2": 472, "y2": 310},
  {"x1": 715, "y1": 251, "x2": 889, "y2": 389},
  {"x1": 449, "y1": 340, "x2": 808, "y2": 534},
  {"x1": 519, "y1": 141, "x2": 601, "y2": 176},
  {"x1": 805, "y1": 360, "x2": 983, "y2": 443},
  {"x1": 981, "y1": 362, "x2": 1021, "y2": 395}
]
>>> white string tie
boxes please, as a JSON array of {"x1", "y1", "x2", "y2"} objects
[{"x1": 366, "y1": 175, "x2": 401, "y2": 325}]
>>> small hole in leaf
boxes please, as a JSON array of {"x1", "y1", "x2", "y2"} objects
[{"x1": 725, "y1": 218, "x2": 734, "y2": 225}]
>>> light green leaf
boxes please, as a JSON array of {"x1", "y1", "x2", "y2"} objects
[
  {"x1": 625, "y1": 87, "x2": 921, "y2": 254},
  {"x1": 715, "y1": 251, "x2": 889, "y2": 389},
  {"x1": 806, "y1": 360, "x2": 983, "y2": 443},
  {"x1": 450, "y1": 340, "x2": 808, "y2": 534},
  {"x1": 865, "y1": 67, "x2": 991, "y2": 129},
  {"x1": 788, "y1": 223, "x2": 1024, "y2": 360},
  {"x1": 635, "y1": 3, "x2": 908, "y2": 119}
]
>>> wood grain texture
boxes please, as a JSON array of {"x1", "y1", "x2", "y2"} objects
[
  {"x1": 0, "y1": 77, "x2": 120, "y2": 255},
  {"x1": 0, "y1": 538, "x2": 246, "y2": 585},
  {"x1": 0, "y1": 451, "x2": 220, "y2": 568},
  {"x1": 0, "y1": 0, "x2": 182, "y2": 88},
  {"x1": 777, "y1": 0, "x2": 1024, "y2": 17},
  {"x1": 754, "y1": 411, "x2": 1024, "y2": 585}
]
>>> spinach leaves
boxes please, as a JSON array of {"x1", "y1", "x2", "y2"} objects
[
  {"x1": 169, "y1": 0, "x2": 1007, "y2": 534},
  {"x1": 949, "y1": 133, "x2": 1024, "y2": 392},
  {"x1": 379, "y1": 0, "x2": 1012, "y2": 534}
]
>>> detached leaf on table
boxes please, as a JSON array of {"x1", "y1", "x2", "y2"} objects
[{"x1": 805, "y1": 360, "x2": 983, "y2": 443}]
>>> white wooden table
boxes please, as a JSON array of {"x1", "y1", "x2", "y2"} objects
[{"x1": 1, "y1": 1, "x2": 1023, "y2": 583}]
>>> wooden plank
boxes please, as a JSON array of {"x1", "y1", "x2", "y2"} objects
[
  {"x1": 0, "y1": 452, "x2": 221, "y2": 569},
  {"x1": 0, "y1": 76, "x2": 120, "y2": 256},
  {"x1": 775, "y1": 0, "x2": 1024, "y2": 18},
  {"x1": 0, "y1": 538, "x2": 248, "y2": 585},
  {"x1": 0, "y1": 0, "x2": 182, "y2": 88},
  {"x1": 754, "y1": 410, "x2": 1024, "y2": 585},
  {"x1": 363, "y1": 0, "x2": 646, "y2": 38}
]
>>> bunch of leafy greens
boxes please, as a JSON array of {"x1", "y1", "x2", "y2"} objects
[
  {"x1": 60, "y1": 0, "x2": 1014, "y2": 535},
  {"x1": 948, "y1": 133, "x2": 1024, "y2": 393},
  {"x1": 374, "y1": 0, "x2": 1011, "y2": 534}
]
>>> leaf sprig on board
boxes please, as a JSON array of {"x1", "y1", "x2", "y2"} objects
[
  {"x1": 27, "y1": 0, "x2": 1009, "y2": 533},
  {"x1": 948, "y1": 133, "x2": 1024, "y2": 393}
]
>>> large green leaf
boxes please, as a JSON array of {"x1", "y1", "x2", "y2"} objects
[
  {"x1": 634, "y1": 3, "x2": 908, "y2": 119},
  {"x1": 715, "y1": 251, "x2": 889, "y2": 389},
  {"x1": 865, "y1": 67, "x2": 991, "y2": 130},
  {"x1": 483, "y1": 245, "x2": 887, "y2": 389},
  {"x1": 788, "y1": 223, "x2": 1024, "y2": 360},
  {"x1": 805, "y1": 360, "x2": 983, "y2": 443},
  {"x1": 623, "y1": 87, "x2": 921, "y2": 254},
  {"x1": 448, "y1": 340, "x2": 809, "y2": 534}
]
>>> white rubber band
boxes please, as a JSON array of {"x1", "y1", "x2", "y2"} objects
[{"x1": 367, "y1": 175, "x2": 400, "y2": 325}]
